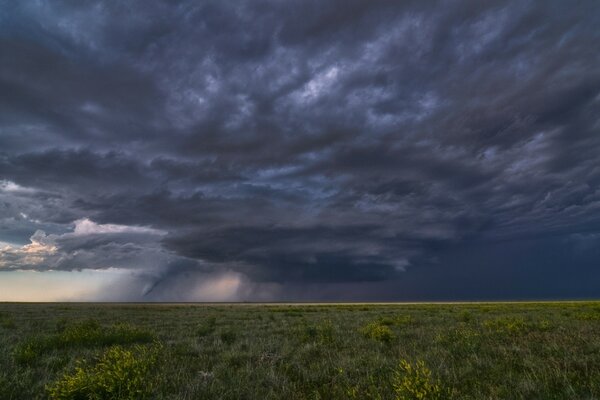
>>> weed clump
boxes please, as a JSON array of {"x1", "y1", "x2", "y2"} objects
[
  {"x1": 47, "y1": 344, "x2": 162, "y2": 400},
  {"x1": 361, "y1": 321, "x2": 395, "y2": 343},
  {"x1": 392, "y1": 360, "x2": 447, "y2": 400}
]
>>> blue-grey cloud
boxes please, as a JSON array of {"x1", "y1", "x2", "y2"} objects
[{"x1": 1, "y1": 0, "x2": 599, "y2": 300}]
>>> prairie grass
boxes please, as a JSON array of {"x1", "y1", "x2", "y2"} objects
[
  {"x1": 47, "y1": 343, "x2": 163, "y2": 400},
  {"x1": 13, "y1": 320, "x2": 154, "y2": 364},
  {"x1": 0, "y1": 314, "x2": 16, "y2": 329},
  {"x1": 0, "y1": 302, "x2": 599, "y2": 399}
]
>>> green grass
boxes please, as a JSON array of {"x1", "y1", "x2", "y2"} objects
[
  {"x1": 47, "y1": 344, "x2": 162, "y2": 400},
  {"x1": 13, "y1": 320, "x2": 154, "y2": 364},
  {"x1": 0, "y1": 302, "x2": 599, "y2": 399}
]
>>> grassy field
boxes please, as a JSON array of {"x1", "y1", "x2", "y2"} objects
[{"x1": 1, "y1": 302, "x2": 600, "y2": 399}]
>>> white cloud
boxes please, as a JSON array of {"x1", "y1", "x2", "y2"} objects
[
  {"x1": 0, "y1": 218, "x2": 168, "y2": 270},
  {"x1": 72, "y1": 218, "x2": 165, "y2": 236},
  {"x1": 0, "y1": 180, "x2": 36, "y2": 194},
  {"x1": 298, "y1": 66, "x2": 340, "y2": 101},
  {"x1": 0, "y1": 230, "x2": 57, "y2": 269}
]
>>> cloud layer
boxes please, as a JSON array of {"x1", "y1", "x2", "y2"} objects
[{"x1": 1, "y1": 1, "x2": 599, "y2": 300}]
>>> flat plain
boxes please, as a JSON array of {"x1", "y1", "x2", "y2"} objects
[{"x1": 1, "y1": 301, "x2": 599, "y2": 399}]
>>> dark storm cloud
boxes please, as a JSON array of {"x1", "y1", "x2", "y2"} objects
[{"x1": 1, "y1": 0, "x2": 599, "y2": 299}]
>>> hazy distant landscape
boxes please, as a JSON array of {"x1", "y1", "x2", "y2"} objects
[{"x1": 1, "y1": 302, "x2": 600, "y2": 399}]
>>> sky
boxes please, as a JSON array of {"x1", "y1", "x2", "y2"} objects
[{"x1": 0, "y1": 1, "x2": 599, "y2": 302}]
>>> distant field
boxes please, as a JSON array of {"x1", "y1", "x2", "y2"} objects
[{"x1": 1, "y1": 302, "x2": 600, "y2": 399}]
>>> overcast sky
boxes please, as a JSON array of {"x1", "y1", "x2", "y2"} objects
[{"x1": 1, "y1": 1, "x2": 599, "y2": 301}]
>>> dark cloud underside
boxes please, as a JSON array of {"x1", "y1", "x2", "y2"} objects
[{"x1": 1, "y1": 0, "x2": 599, "y2": 300}]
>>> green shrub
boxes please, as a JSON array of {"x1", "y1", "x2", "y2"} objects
[
  {"x1": 361, "y1": 322, "x2": 395, "y2": 343},
  {"x1": 392, "y1": 360, "x2": 446, "y2": 400},
  {"x1": 47, "y1": 344, "x2": 162, "y2": 400},
  {"x1": 537, "y1": 319, "x2": 553, "y2": 331}
]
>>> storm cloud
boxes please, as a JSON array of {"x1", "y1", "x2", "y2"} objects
[{"x1": 1, "y1": 0, "x2": 599, "y2": 300}]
